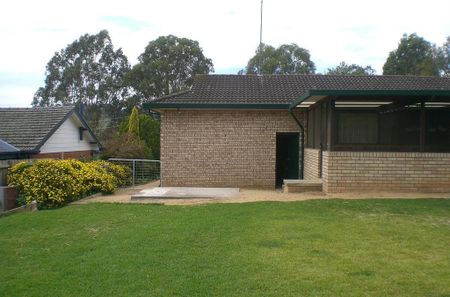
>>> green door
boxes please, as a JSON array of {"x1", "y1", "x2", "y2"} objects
[{"x1": 276, "y1": 133, "x2": 300, "y2": 187}]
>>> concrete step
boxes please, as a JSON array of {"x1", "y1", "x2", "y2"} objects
[{"x1": 283, "y1": 179, "x2": 323, "y2": 193}]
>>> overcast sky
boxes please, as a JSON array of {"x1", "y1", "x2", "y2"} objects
[{"x1": 1, "y1": 0, "x2": 449, "y2": 107}]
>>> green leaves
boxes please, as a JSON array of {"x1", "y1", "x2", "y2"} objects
[
  {"x1": 382, "y1": 33, "x2": 444, "y2": 76},
  {"x1": 33, "y1": 30, "x2": 131, "y2": 107},
  {"x1": 127, "y1": 35, "x2": 214, "y2": 99},
  {"x1": 119, "y1": 113, "x2": 160, "y2": 159},
  {"x1": 128, "y1": 106, "x2": 140, "y2": 138},
  {"x1": 326, "y1": 62, "x2": 376, "y2": 76},
  {"x1": 440, "y1": 37, "x2": 450, "y2": 77},
  {"x1": 245, "y1": 43, "x2": 316, "y2": 75}
]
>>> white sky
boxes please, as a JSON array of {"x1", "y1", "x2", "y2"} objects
[{"x1": 0, "y1": 0, "x2": 449, "y2": 107}]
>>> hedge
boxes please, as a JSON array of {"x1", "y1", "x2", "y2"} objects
[{"x1": 7, "y1": 160, "x2": 131, "y2": 209}]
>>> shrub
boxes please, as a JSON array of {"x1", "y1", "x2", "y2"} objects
[
  {"x1": 119, "y1": 113, "x2": 160, "y2": 159},
  {"x1": 101, "y1": 132, "x2": 152, "y2": 160},
  {"x1": 7, "y1": 159, "x2": 130, "y2": 209},
  {"x1": 91, "y1": 160, "x2": 132, "y2": 187}
]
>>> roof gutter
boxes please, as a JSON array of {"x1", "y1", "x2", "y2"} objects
[
  {"x1": 143, "y1": 102, "x2": 290, "y2": 110},
  {"x1": 0, "y1": 150, "x2": 39, "y2": 160}
]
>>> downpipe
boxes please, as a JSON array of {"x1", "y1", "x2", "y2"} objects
[{"x1": 288, "y1": 109, "x2": 304, "y2": 180}]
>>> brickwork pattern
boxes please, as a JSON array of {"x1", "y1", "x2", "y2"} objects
[
  {"x1": 160, "y1": 110, "x2": 304, "y2": 187},
  {"x1": 32, "y1": 150, "x2": 94, "y2": 160},
  {"x1": 323, "y1": 151, "x2": 450, "y2": 193},
  {"x1": 304, "y1": 148, "x2": 321, "y2": 180}
]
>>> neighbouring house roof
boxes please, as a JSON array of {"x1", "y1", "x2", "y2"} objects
[
  {"x1": 144, "y1": 74, "x2": 450, "y2": 109},
  {"x1": 0, "y1": 139, "x2": 19, "y2": 153},
  {"x1": 0, "y1": 106, "x2": 101, "y2": 152}
]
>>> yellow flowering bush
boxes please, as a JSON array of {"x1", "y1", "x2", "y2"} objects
[{"x1": 7, "y1": 159, "x2": 131, "y2": 208}]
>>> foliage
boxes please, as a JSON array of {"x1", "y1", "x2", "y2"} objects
[
  {"x1": 7, "y1": 160, "x2": 130, "y2": 208},
  {"x1": 245, "y1": 43, "x2": 315, "y2": 74},
  {"x1": 326, "y1": 61, "x2": 376, "y2": 75},
  {"x1": 33, "y1": 30, "x2": 131, "y2": 107},
  {"x1": 439, "y1": 36, "x2": 450, "y2": 77},
  {"x1": 119, "y1": 113, "x2": 160, "y2": 159},
  {"x1": 81, "y1": 104, "x2": 129, "y2": 140},
  {"x1": 382, "y1": 33, "x2": 442, "y2": 76},
  {"x1": 1, "y1": 200, "x2": 450, "y2": 296},
  {"x1": 128, "y1": 106, "x2": 140, "y2": 138},
  {"x1": 101, "y1": 132, "x2": 152, "y2": 160},
  {"x1": 32, "y1": 30, "x2": 133, "y2": 137},
  {"x1": 127, "y1": 35, "x2": 214, "y2": 99}
]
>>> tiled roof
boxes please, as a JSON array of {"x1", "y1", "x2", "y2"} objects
[
  {"x1": 0, "y1": 106, "x2": 75, "y2": 151},
  {"x1": 149, "y1": 74, "x2": 450, "y2": 106}
]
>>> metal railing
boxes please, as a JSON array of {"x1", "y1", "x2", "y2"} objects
[{"x1": 108, "y1": 158, "x2": 161, "y2": 186}]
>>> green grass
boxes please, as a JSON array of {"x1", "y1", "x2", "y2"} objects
[{"x1": 1, "y1": 199, "x2": 449, "y2": 297}]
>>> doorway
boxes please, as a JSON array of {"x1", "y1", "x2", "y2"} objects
[{"x1": 276, "y1": 133, "x2": 300, "y2": 188}]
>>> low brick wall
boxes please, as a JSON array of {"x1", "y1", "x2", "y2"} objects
[
  {"x1": 323, "y1": 151, "x2": 450, "y2": 193},
  {"x1": 32, "y1": 150, "x2": 94, "y2": 160},
  {"x1": 304, "y1": 148, "x2": 321, "y2": 180},
  {"x1": 160, "y1": 110, "x2": 304, "y2": 188}
]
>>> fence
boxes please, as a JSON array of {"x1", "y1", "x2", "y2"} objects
[
  {"x1": 108, "y1": 158, "x2": 161, "y2": 186},
  {"x1": 0, "y1": 159, "x2": 32, "y2": 187}
]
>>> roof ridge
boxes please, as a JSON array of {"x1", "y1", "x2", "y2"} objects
[
  {"x1": 194, "y1": 73, "x2": 450, "y2": 79},
  {"x1": 0, "y1": 105, "x2": 75, "y2": 110}
]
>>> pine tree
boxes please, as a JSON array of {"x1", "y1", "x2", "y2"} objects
[{"x1": 128, "y1": 107, "x2": 140, "y2": 138}]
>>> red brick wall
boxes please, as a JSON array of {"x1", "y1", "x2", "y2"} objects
[
  {"x1": 160, "y1": 110, "x2": 305, "y2": 188},
  {"x1": 323, "y1": 151, "x2": 450, "y2": 193},
  {"x1": 32, "y1": 150, "x2": 94, "y2": 160}
]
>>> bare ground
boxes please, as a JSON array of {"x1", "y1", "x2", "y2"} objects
[{"x1": 73, "y1": 180, "x2": 450, "y2": 206}]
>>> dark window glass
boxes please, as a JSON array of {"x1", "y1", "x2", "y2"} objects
[
  {"x1": 426, "y1": 108, "x2": 450, "y2": 147},
  {"x1": 379, "y1": 109, "x2": 419, "y2": 146},
  {"x1": 338, "y1": 112, "x2": 378, "y2": 144}
]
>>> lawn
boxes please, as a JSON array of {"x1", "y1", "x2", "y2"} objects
[{"x1": 1, "y1": 199, "x2": 449, "y2": 297}]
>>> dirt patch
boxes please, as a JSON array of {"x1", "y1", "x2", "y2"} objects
[{"x1": 74, "y1": 181, "x2": 450, "y2": 206}]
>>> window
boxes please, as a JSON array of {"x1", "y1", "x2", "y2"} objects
[
  {"x1": 426, "y1": 108, "x2": 450, "y2": 148},
  {"x1": 79, "y1": 127, "x2": 85, "y2": 141},
  {"x1": 379, "y1": 109, "x2": 419, "y2": 146},
  {"x1": 338, "y1": 112, "x2": 378, "y2": 144}
]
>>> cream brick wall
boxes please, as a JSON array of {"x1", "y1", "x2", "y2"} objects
[
  {"x1": 160, "y1": 110, "x2": 304, "y2": 188},
  {"x1": 323, "y1": 151, "x2": 450, "y2": 193},
  {"x1": 304, "y1": 148, "x2": 321, "y2": 180}
]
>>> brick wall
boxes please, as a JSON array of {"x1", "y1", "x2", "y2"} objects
[
  {"x1": 32, "y1": 150, "x2": 94, "y2": 160},
  {"x1": 160, "y1": 110, "x2": 304, "y2": 188},
  {"x1": 323, "y1": 151, "x2": 450, "y2": 193},
  {"x1": 304, "y1": 148, "x2": 321, "y2": 180}
]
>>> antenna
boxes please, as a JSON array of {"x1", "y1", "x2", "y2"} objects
[
  {"x1": 259, "y1": 0, "x2": 263, "y2": 47},
  {"x1": 258, "y1": 0, "x2": 263, "y2": 75}
]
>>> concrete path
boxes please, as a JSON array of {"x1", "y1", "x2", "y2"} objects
[{"x1": 131, "y1": 187, "x2": 239, "y2": 200}]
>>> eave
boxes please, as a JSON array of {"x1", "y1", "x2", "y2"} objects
[{"x1": 289, "y1": 89, "x2": 450, "y2": 110}]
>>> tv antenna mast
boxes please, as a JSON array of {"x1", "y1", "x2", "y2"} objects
[
  {"x1": 258, "y1": 0, "x2": 264, "y2": 75},
  {"x1": 260, "y1": 0, "x2": 263, "y2": 47}
]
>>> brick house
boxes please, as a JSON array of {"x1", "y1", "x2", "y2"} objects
[
  {"x1": 0, "y1": 106, "x2": 101, "y2": 160},
  {"x1": 144, "y1": 74, "x2": 450, "y2": 193}
]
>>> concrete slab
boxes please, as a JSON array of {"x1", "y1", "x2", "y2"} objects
[{"x1": 131, "y1": 187, "x2": 240, "y2": 200}]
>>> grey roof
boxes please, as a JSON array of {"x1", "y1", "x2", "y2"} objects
[
  {"x1": 0, "y1": 106, "x2": 76, "y2": 151},
  {"x1": 148, "y1": 74, "x2": 450, "y2": 106},
  {"x1": 0, "y1": 139, "x2": 19, "y2": 153}
]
